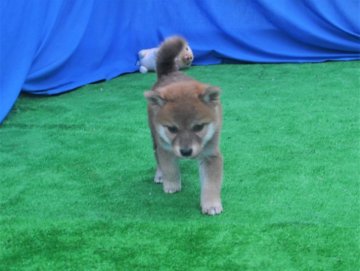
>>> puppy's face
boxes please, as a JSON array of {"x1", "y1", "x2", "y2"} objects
[
  {"x1": 145, "y1": 82, "x2": 221, "y2": 158},
  {"x1": 178, "y1": 45, "x2": 194, "y2": 67}
]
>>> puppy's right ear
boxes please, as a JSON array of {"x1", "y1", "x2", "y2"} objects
[{"x1": 144, "y1": 91, "x2": 166, "y2": 107}]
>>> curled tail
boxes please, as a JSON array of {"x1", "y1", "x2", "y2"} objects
[{"x1": 156, "y1": 36, "x2": 186, "y2": 78}]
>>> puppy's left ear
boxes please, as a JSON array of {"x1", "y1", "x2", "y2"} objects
[{"x1": 201, "y1": 86, "x2": 221, "y2": 104}]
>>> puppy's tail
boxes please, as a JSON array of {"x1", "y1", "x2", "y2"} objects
[{"x1": 156, "y1": 36, "x2": 186, "y2": 78}]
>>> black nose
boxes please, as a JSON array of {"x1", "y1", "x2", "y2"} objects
[{"x1": 180, "y1": 148, "x2": 192, "y2": 157}]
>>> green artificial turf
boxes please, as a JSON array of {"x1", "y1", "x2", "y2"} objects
[{"x1": 1, "y1": 62, "x2": 359, "y2": 270}]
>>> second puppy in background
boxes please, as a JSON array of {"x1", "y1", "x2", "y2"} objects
[
  {"x1": 144, "y1": 36, "x2": 223, "y2": 215},
  {"x1": 137, "y1": 41, "x2": 193, "y2": 73}
]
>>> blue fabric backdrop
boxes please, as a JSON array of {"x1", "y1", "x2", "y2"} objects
[{"x1": 1, "y1": 0, "x2": 359, "y2": 123}]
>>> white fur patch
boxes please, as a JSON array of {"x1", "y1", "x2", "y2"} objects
[
  {"x1": 202, "y1": 123, "x2": 215, "y2": 147},
  {"x1": 174, "y1": 145, "x2": 181, "y2": 157},
  {"x1": 156, "y1": 125, "x2": 173, "y2": 152},
  {"x1": 157, "y1": 125, "x2": 171, "y2": 144}
]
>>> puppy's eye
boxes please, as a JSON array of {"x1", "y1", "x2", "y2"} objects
[
  {"x1": 167, "y1": 126, "x2": 178, "y2": 134},
  {"x1": 193, "y1": 124, "x2": 205, "y2": 132}
]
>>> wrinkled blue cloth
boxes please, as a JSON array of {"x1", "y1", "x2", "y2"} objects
[{"x1": 1, "y1": 0, "x2": 359, "y2": 123}]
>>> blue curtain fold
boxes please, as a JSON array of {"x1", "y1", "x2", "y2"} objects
[{"x1": 1, "y1": 0, "x2": 359, "y2": 123}]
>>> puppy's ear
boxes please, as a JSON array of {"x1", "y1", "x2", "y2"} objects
[
  {"x1": 144, "y1": 91, "x2": 166, "y2": 107},
  {"x1": 201, "y1": 86, "x2": 221, "y2": 104}
]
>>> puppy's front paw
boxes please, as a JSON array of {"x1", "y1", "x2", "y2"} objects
[
  {"x1": 163, "y1": 182, "x2": 181, "y2": 194},
  {"x1": 201, "y1": 202, "x2": 223, "y2": 216},
  {"x1": 154, "y1": 168, "x2": 163, "y2": 184}
]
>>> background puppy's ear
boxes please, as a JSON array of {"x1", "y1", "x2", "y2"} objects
[
  {"x1": 144, "y1": 91, "x2": 166, "y2": 107},
  {"x1": 201, "y1": 86, "x2": 221, "y2": 104}
]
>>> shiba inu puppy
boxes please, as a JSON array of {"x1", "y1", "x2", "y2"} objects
[
  {"x1": 137, "y1": 42, "x2": 193, "y2": 74},
  {"x1": 144, "y1": 36, "x2": 223, "y2": 215}
]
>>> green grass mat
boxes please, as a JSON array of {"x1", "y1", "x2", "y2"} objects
[{"x1": 1, "y1": 62, "x2": 359, "y2": 270}]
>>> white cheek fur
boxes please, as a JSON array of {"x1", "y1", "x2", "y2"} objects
[
  {"x1": 157, "y1": 125, "x2": 171, "y2": 145},
  {"x1": 202, "y1": 123, "x2": 215, "y2": 147}
]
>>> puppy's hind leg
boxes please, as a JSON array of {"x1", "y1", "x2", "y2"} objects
[
  {"x1": 154, "y1": 167, "x2": 163, "y2": 183},
  {"x1": 152, "y1": 143, "x2": 164, "y2": 184},
  {"x1": 149, "y1": 124, "x2": 164, "y2": 184}
]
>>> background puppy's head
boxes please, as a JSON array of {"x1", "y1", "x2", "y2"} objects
[
  {"x1": 176, "y1": 45, "x2": 193, "y2": 68},
  {"x1": 145, "y1": 81, "x2": 221, "y2": 158}
]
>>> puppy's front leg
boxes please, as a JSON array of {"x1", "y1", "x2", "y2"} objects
[
  {"x1": 199, "y1": 153, "x2": 223, "y2": 215},
  {"x1": 157, "y1": 147, "x2": 181, "y2": 193}
]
